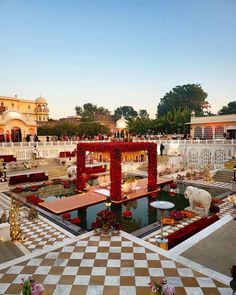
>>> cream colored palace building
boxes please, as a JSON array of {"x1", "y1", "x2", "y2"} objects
[
  {"x1": 189, "y1": 113, "x2": 236, "y2": 139},
  {"x1": 0, "y1": 95, "x2": 49, "y2": 142}
]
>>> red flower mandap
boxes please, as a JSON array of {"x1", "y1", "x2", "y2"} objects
[{"x1": 76, "y1": 142, "x2": 157, "y2": 202}]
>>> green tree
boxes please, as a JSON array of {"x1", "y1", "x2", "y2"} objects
[
  {"x1": 218, "y1": 101, "x2": 236, "y2": 115},
  {"x1": 138, "y1": 109, "x2": 149, "y2": 120},
  {"x1": 114, "y1": 106, "x2": 138, "y2": 120},
  {"x1": 78, "y1": 122, "x2": 110, "y2": 136},
  {"x1": 157, "y1": 84, "x2": 207, "y2": 117},
  {"x1": 75, "y1": 103, "x2": 111, "y2": 122},
  {"x1": 156, "y1": 108, "x2": 191, "y2": 134}
]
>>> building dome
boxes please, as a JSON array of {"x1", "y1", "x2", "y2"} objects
[
  {"x1": 35, "y1": 96, "x2": 47, "y2": 104},
  {"x1": 2, "y1": 110, "x2": 27, "y2": 122},
  {"x1": 115, "y1": 116, "x2": 127, "y2": 129}
]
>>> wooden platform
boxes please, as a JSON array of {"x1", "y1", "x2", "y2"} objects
[{"x1": 39, "y1": 177, "x2": 173, "y2": 215}]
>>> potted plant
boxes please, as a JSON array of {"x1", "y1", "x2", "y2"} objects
[{"x1": 92, "y1": 209, "x2": 117, "y2": 234}]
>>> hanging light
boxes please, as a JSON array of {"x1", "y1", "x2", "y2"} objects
[{"x1": 234, "y1": 165, "x2": 236, "y2": 181}]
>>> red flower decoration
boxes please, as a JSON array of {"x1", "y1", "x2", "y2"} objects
[
  {"x1": 122, "y1": 211, "x2": 133, "y2": 219},
  {"x1": 12, "y1": 187, "x2": 23, "y2": 193},
  {"x1": 92, "y1": 209, "x2": 117, "y2": 229},
  {"x1": 26, "y1": 195, "x2": 43, "y2": 205},
  {"x1": 63, "y1": 182, "x2": 70, "y2": 189},
  {"x1": 30, "y1": 185, "x2": 39, "y2": 192},
  {"x1": 169, "y1": 183, "x2": 177, "y2": 189},
  {"x1": 71, "y1": 217, "x2": 81, "y2": 225},
  {"x1": 62, "y1": 213, "x2": 71, "y2": 220},
  {"x1": 169, "y1": 210, "x2": 183, "y2": 220},
  {"x1": 168, "y1": 191, "x2": 176, "y2": 197},
  {"x1": 76, "y1": 142, "x2": 157, "y2": 201}
]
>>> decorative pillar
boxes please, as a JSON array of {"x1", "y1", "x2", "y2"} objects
[
  {"x1": 76, "y1": 144, "x2": 86, "y2": 191},
  {"x1": 110, "y1": 148, "x2": 122, "y2": 202},
  {"x1": 147, "y1": 143, "x2": 157, "y2": 191}
]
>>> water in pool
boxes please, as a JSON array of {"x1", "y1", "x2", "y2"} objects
[{"x1": 69, "y1": 190, "x2": 190, "y2": 233}]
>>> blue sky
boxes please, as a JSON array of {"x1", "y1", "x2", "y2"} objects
[{"x1": 0, "y1": 0, "x2": 236, "y2": 119}]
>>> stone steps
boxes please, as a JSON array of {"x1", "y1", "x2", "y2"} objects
[
  {"x1": 224, "y1": 160, "x2": 236, "y2": 170},
  {"x1": 213, "y1": 170, "x2": 234, "y2": 183},
  {"x1": 0, "y1": 240, "x2": 24, "y2": 264},
  {"x1": 44, "y1": 159, "x2": 68, "y2": 179}
]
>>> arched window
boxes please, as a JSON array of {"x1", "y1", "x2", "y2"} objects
[
  {"x1": 204, "y1": 127, "x2": 213, "y2": 139},
  {"x1": 189, "y1": 148, "x2": 198, "y2": 164},
  {"x1": 200, "y1": 149, "x2": 212, "y2": 164},
  {"x1": 215, "y1": 126, "x2": 224, "y2": 139},
  {"x1": 194, "y1": 127, "x2": 202, "y2": 139}
]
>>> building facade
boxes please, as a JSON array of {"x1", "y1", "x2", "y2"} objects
[
  {"x1": 189, "y1": 114, "x2": 236, "y2": 139},
  {"x1": 0, "y1": 95, "x2": 49, "y2": 142}
]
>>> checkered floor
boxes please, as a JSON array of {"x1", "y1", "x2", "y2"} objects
[
  {"x1": 21, "y1": 218, "x2": 73, "y2": 252},
  {"x1": 218, "y1": 198, "x2": 236, "y2": 218},
  {"x1": 0, "y1": 231, "x2": 232, "y2": 295}
]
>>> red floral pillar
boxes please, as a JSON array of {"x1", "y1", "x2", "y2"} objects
[
  {"x1": 110, "y1": 148, "x2": 122, "y2": 202},
  {"x1": 147, "y1": 143, "x2": 157, "y2": 191},
  {"x1": 76, "y1": 144, "x2": 86, "y2": 191}
]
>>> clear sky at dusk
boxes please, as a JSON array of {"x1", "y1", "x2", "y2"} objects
[{"x1": 0, "y1": 0, "x2": 236, "y2": 119}]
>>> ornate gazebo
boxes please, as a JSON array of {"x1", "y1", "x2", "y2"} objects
[{"x1": 76, "y1": 142, "x2": 157, "y2": 202}]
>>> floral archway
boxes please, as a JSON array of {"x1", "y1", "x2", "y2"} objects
[{"x1": 77, "y1": 142, "x2": 157, "y2": 202}]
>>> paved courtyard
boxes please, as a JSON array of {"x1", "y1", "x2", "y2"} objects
[{"x1": 0, "y1": 230, "x2": 232, "y2": 295}]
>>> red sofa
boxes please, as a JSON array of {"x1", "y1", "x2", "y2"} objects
[
  {"x1": 28, "y1": 172, "x2": 48, "y2": 182},
  {"x1": 9, "y1": 172, "x2": 48, "y2": 185},
  {"x1": 59, "y1": 151, "x2": 75, "y2": 158},
  {"x1": 0, "y1": 155, "x2": 17, "y2": 162},
  {"x1": 167, "y1": 215, "x2": 219, "y2": 249},
  {"x1": 85, "y1": 165, "x2": 106, "y2": 175}
]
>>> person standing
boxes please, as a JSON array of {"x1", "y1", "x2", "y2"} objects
[{"x1": 160, "y1": 143, "x2": 165, "y2": 156}]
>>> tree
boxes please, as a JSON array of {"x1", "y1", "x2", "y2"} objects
[
  {"x1": 114, "y1": 106, "x2": 138, "y2": 120},
  {"x1": 75, "y1": 103, "x2": 110, "y2": 122},
  {"x1": 78, "y1": 122, "x2": 110, "y2": 136},
  {"x1": 156, "y1": 108, "x2": 191, "y2": 134},
  {"x1": 128, "y1": 118, "x2": 155, "y2": 135},
  {"x1": 157, "y1": 84, "x2": 207, "y2": 117},
  {"x1": 138, "y1": 109, "x2": 149, "y2": 120},
  {"x1": 218, "y1": 101, "x2": 236, "y2": 115}
]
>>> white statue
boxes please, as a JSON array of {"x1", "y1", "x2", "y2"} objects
[
  {"x1": 67, "y1": 165, "x2": 77, "y2": 178},
  {"x1": 184, "y1": 186, "x2": 212, "y2": 214}
]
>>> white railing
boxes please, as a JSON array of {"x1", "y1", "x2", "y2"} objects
[{"x1": 0, "y1": 138, "x2": 235, "y2": 148}]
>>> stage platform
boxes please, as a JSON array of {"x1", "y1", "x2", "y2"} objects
[{"x1": 39, "y1": 177, "x2": 173, "y2": 215}]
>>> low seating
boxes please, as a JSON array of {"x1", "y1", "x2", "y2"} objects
[
  {"x1": 9, "y1": 172, "x2": 48, "y2": 185},
  {"x1": 167, "y1": 215, "x2": 219, "y2": 249},
  {"x1": 59, "y1": 151, "x2": 75, "y2": 158},
  {"x1": 0, "y1": 155, "x2": 16, "y2": 162}
]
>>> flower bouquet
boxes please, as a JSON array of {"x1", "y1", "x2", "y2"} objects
[
  {"x1": 122, "y1": 210, "x2": 133, "y2": 220},
  {"x1": 71, "y1": 217, "x2": 81, "y2": 225},
  {"x1": 148, "y1": 279, "x2": 175, "y2": 295},
  {"x1": 21, "y1": 276, "x2": 45, "y2": 295},
  {"x1": 92, "y1": 209, "x2": 117, "y2": 234},
  {"x1": 169, "y1": 210, "x2": 183, "y2": 221},
  {"x1": 62, "y1": 212, "x2": 71, "y2": 221}
]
